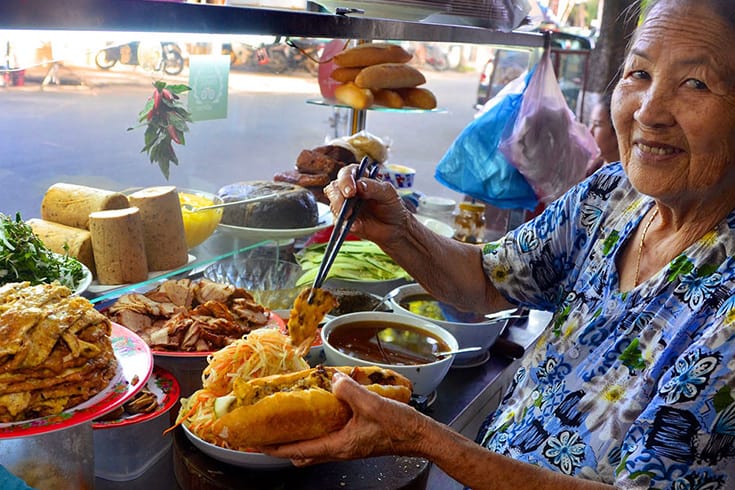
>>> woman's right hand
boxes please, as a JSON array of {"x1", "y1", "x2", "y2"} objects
[
  {"x1": 323, "y1": 164, "x2": 412, "y2": 245},
  {"x1": 261, "y1": 371, "x2": 430, "y2": 465}
]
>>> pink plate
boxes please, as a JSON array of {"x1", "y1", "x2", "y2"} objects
[
  {"x1": 92, "y1": 366, "x2": 180, "y2": 429},
  {"x1": 151, "y1": 312, "x2": 286, "y2": 358},
  {"x1": 0, "y1": 323, "x2": 153, "y2": 438}
]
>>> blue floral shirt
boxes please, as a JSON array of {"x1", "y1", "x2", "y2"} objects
[{"x1": 477, "y1": 163, "x2": 735, "y2": 489}]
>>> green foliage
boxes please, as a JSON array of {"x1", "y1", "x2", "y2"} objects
[
  {"x1": 128, "y1": 81, "x2": 193, "y2": 179},
  {"x1": 0, "y1": 212, "x2": 84, "y2": 289}
]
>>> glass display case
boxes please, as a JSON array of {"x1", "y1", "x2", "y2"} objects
[{"x1": 0, "y1": 2, "x2": 548, "y2": 488}]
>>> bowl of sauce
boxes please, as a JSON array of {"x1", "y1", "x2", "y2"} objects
[
  {"x1": 321, "y1": 311, "x2": 458, "y2": 396},
  {"x1": 388, "y1": 284, "x2": 512, "y2": 366}
]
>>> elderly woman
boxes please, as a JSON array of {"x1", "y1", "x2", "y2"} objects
[{"x1": 265, "y1": 0, "x2": 735, "y2": 487}]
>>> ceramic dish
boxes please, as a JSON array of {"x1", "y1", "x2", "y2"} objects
[
  {"x1": 92, "y1": 366, "x2": 179, "y2": 429},
  {"x1": 0, "y1": 323, "x2": 152, "y2": 438},
  {"x1": 388, "y1": 283, "x2": 512, "y2": 366},
  {"x1": 72, "y1": 263, "x2": 93, "y2": 296},
  {"x1": 183, "y1": 424, "x2": 293, "y2": 469},
  {"x1": 217, "y1": 203, "x2": 333, "y2": 241}
]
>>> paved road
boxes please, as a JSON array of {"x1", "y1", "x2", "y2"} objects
[{"x1": 0, "y1": 63, "x2": 480, "y2": 220}]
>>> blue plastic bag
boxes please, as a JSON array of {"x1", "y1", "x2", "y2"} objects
[{"x1": 435, "y1": 70, "x2": 538, "y2": 211}]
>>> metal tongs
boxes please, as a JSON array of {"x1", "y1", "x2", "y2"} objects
[{"x1": 307, "y1": 156, "x2": 379, "y2": 303}]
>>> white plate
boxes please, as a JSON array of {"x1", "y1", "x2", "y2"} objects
[
  {"x1": 72, "y1": 263, "x2": 93, "y2": 296},
  {"x1": 87, "y1": 254, "x2": 196, "y2": 294},
  {"x1": 182, "y1": 424, "x2": 293, "y2": 470},
  {"x1": 217, "y1": 202, "x2": 333, "y2": 241}
]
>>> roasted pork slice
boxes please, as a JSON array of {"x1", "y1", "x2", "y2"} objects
[
  {"x1": 194, "y1": 279, "x2": 236, "y2": 304},
  {"x1": 108, "y1": 293, "x2": 182, "y2": 318},
  {"x1": 147, "y1": 278, "x2": 194, "y2": 307}
]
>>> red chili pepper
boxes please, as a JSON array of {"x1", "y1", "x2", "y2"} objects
[
  {"x1": 152, "y1": 88, "x2": 161, "y2": 113},
  {"x1": 167, "y1": 125, "x2": 181, "y2": 144},
  {"x1": 161, "y1": 88, "x2": 173, "y2": 101}
]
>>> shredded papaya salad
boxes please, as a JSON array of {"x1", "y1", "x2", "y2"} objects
[{"x1": 171, "y1": 328, "x2": 308, "y2": 448}]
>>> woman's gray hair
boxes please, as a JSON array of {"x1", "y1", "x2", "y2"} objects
[{"x1": 639, "y1": 0, "x2": 735, "y2": 30}]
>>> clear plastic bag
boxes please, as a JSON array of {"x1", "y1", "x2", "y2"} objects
[
  {"x1": 499, "y1": 49, "x2": 598, "y2": 204},
  {"x1": 435, "y1": 70, "x2": 538, "y2": 211}
]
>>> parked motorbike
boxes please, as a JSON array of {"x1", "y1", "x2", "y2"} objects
[
  {"x1": 284, "y1": 38, "x2": 324, "y2": 75},
  {"x1": 225, "y1": 37, "x2": 323, "y2": 75},
  {"x1": 95, "y1": 41, "x2": 185, "y2": 76},
  {"x1": 405, "y1": 42, "x2": 450, "y2": 71}
]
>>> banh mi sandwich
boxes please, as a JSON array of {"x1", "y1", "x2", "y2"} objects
[{"x1": 210, "y1": 365, "x2": 412, "y2": 449}]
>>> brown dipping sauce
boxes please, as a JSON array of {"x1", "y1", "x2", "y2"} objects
[{"x1": 327, "y1": 320, "x2": 450, "y2": 365}]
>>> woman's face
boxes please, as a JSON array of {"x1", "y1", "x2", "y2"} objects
[
  {"x1": 612, "y1": 0, "x2": 735, "y2": 207},
  {"x1": 588, "y1": 102, "x2": 618, "y2": 163}
]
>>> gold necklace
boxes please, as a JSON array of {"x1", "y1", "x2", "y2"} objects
[{"x1": 634, "y1": 206, "x2": 659, "y2": 286}]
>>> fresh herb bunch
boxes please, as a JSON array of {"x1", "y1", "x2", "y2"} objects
[
  {"x1": 0, "y1": 212, "x2": 85, "y2": 289},
  {"x1": 129, "y1": 81, "x2": 193, "y2": 179}
]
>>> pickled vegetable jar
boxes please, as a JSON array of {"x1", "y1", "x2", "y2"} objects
[{"x1": 453, "y1": 202, "x2": 486, "y2": 243}]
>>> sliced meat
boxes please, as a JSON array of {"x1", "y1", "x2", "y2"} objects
[
  {"x1": 296, "y1": 149, "x2": 340, "y2": 175},
  {"x1": 274, "y1": 170, "x2": 331, "y2": 188}
]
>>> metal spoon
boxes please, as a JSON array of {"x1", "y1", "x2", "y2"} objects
[
  {"x1": 181, "y1": 192, "x2": 282, "y2": 213},
  {"x1": 435, "y1": 346, "x2": 484, "y2": 358}
]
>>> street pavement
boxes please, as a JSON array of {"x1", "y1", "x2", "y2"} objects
[{"x1": 0, "y1": 62, "x2": 480, "y2": 221}]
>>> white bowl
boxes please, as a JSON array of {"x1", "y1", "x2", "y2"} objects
[
  {"x1": 378, "y1": 164, "x2": 416, "y2": 189},
  {"x1": 321, "y1": 311, "x2": 458, "y2": 396},
  {"x1": 387, "y1": 284, "x2": 509, "y2": 365}
]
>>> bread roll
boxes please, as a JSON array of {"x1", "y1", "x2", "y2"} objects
[
  {"x1": 89, "y1": 207, "x2": 148, "y2": 285},
  {"x1": 41, "y1": 183, "x2": 129, "y2": 230},
  {"x1": 398, "y1": 87, "x2": 438, "y2": 110},
  {"x1": 27, "y1": 218, "x2": 96, "y2": 276},
  {"x1": 211, "y1": 366, "x2": 412, "y2": 448},
  {"x1": 333, "y1": 43, "x2": 412, "y2": 68},
  {"x1": 355, "y1": 63, "x2": 426, "y2": 90},
  {"x1": 334, "y1": 82, "x2": 374, "y2": 110},
  {"x1": 330, "y1": 66, "x2": 363, "y2": 83},
  {"x1": 372, "y1": 89, "x2": 404, "y2": 109},
  {"x1": 127, "y1": 186, "x2": 189, "y2": 272}
]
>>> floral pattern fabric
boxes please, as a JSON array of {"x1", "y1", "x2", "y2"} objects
[{"x1": 477, "y1": 163, "x2": 735, "y2": 489}]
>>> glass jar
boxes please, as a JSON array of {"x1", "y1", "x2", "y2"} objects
[
  {"x1": 453, "y1": 202, "x2": 486, "y2": 243},
  {"x1": 417, "y1": 196, "x2": 457, "y2": 226}
]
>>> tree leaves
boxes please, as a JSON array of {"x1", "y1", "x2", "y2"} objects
[{"x1": 128, "y1": 81, "x2": 192, "y2": 179}]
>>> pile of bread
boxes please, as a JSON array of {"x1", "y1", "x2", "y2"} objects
[
  {"x1": 29, "y1": 183, "x2": 189, "y2": 285},
  {"x1": 331, "y1": 43, "x2": 437, "y2": 110},
  {"x1": 274, "y1": 131, "x2": 390, "y2": 203}
]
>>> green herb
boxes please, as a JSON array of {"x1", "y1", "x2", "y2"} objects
[
  {"x1": 128, "y1": 81, "x2": 192, "y2": 180},
  {"x1": 0, "y1": 212, "x2": 85, "y2": 289}
]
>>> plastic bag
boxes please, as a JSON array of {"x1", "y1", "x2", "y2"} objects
[
  {"x1": 499, "y1": 48, "x2": 598, "y2": 204},
  {"x1": 435, "y1": 70, "x2": 539, "y2": 211}
]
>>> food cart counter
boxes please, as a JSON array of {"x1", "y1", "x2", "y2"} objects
[{"x1": 95, "y1": 308, "x2": 548, "y2": 490}]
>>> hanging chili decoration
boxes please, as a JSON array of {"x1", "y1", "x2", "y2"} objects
[{"x1": 128, "y1": 81, "x2": 192, "y2": 179}]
